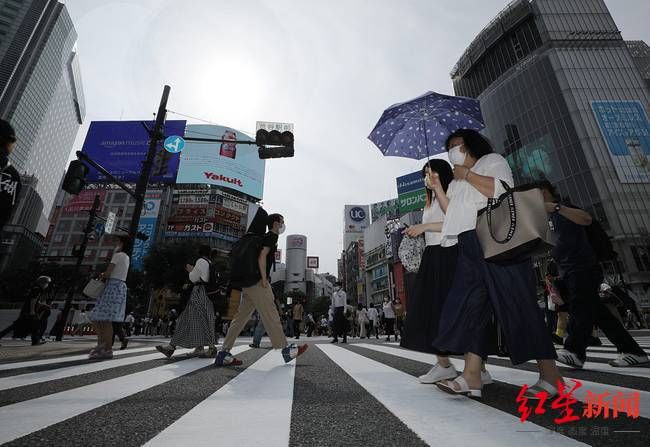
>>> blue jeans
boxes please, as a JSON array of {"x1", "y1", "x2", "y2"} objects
[{"x1": 253, "y1": 320, "x2": 266, "y2": 346}]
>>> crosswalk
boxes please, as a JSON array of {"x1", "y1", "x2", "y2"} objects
[{"x1": 0, "y1": 336, "x2": 648, "y2": 447}]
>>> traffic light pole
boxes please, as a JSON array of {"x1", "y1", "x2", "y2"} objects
[
  {"x1": 126, "y1": 85, "x2": 170, "y2": 258},
  {"x1": 53, "y1": 194, "x2": 101, "y2": 341}
]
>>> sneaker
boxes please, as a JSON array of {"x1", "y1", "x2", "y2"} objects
[
  {"x1": 608, "y1": 353, "x2": 649, "y2": 367},
  {"x1": 156, "y1": 345, "x2": 175, "y2": 359},
  {"x1": 214, "y1": 351, "x2": 243, "y2": 366},
  {"x1": 249, "y1": 343, "x2": 260, "y2": 348},
  {"x1": 556, "y1": 349, "x2": 585, "y2": 369},
  {"x1": 481, "y1": 370, "x2": 494, "y2": 385},
  {"x1": 192, "y1": 346, "x2": 205, "y2": 356},
  {"x1": 418, "y1": 363, "x2": 458, "y2": 384},
  {"x1": 282, "y1": 343, "x2": 308, "y2": 363}
]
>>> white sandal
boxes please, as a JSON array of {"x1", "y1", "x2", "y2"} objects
[
  {"x1": 524, "y1": 379, "x2": 559, "y2": 400},
  {"x1": 436, "y1": 376, "x2": 482, "y2": 399}
]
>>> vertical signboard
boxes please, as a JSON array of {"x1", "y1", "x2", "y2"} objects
[
  {"x1": 131, "y1": 190, "x2": 162, "y2": 271},
  {"x1": 371, "y1": 198, "x2": 399, "y2": 222},
  {"x1": 591, "y1": 100, "x2": 650, "y2": 183},
  {"x1": 396, "y1": 171, "x2": 426, "y2": 214}
]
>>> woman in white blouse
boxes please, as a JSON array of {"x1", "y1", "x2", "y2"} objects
[
  {"x1": 157, "y1": 245, "x2": 217, "y2": 358},
  {"x1": 428, "y1": 129, "x2": 561, "y2": 400}
]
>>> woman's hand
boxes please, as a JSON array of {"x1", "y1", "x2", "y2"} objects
[
  {"x1": 403, "y1": 224, "x2": 425, "y2": 238},
  {"x1": 453, "y1": 165, "x2": 470, "y2": 181}
]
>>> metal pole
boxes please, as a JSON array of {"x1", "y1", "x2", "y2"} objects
[
  {"x1": 54, "y1": 194, "x2": 101, "y2": 341},
  {"x1": 126, "y1": 85, "x2": 170, "y2": 258}
]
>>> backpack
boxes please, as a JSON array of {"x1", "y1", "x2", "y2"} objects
[
  {"x1": 201, "y1": 258, "x2": 223, "y2": 301},
  {"x1": 229, "y1": 233, "x2": 264, "y2": 289},
  {"x1": 584, "y1": 219, "x2": 617, "y2": 262}
]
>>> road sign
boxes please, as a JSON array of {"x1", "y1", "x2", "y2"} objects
[
  {"x1": 94, "y1": 222, "x2": 105, "y2": 238},
  {"x1": 105, "y1": 211, "x2": 117, "y2": 234},
  {"x1": 164, "y1": 135, "x2": 185, "y2": 153},
  {"x1": 255, "y1": 121, "x2": 294, "y2": 133}
]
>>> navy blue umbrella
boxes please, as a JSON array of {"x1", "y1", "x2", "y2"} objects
[{"x1": 368, "y1": 91, "x2": 485, "y2": 159}]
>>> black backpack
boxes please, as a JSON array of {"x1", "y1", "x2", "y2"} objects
[
  {"x1": 229, "y1": 233, "x2": 264, "y2": 289},
  {"x1": 584, "y1": 219, "x2": 617, "y2": 262},
  {"x1": 201, "y1": 258, "x2": 223, "y2": 301}
]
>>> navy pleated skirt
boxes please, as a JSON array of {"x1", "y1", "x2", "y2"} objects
[
  {"x1": 400, "y1": 245, "x2": 460, "y2": 355},
  {"x1": 432, "y1": 230, "x2": 557, "y2": 365}
]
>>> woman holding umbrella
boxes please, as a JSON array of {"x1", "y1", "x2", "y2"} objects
[{"x1": 430, "y1": 129, "x2": 561, "y2": 399}]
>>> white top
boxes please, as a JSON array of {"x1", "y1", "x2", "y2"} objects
[
  {"x1": 383, "y1": 302, "x2": 396, "y2": 319},
  {"x1": 440, "y1": 153, "x2": 514, "y2": 247},
  {"x1": 331, "y1": 289, "x2": 347, "y2": 308},
  {"x1": 357, "y1": 308, "x2": 368, "y2": 322},
  {"x1": 422, "y1": 200, "x2": 447, "y2": 247},
  {"x1": 367, "y1": 307, "x2": 379, "y2": 322},
  {"x1": 189, "y1": 257, "x2": 210, "y2": 284},
  {"x1": 109, "y1": 252, "x2": 130, "y2": 281}
]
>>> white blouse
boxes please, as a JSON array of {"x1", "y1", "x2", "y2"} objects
[
  {"x1": 189, "y1": 257, "x2": 210, "y2": 284},
  {"x1": 422, "y1": 200, "x2": 447, "y2": 247},
  {"x1": 440, "y1": 153, "x2": 514, "y2": 247},
  {"x1": 109, "y1": 252, "x2": 130, "y2": 281}
]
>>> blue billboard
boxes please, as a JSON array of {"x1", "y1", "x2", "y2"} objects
[
  {"x1": 176, "y1": 124, "x2": 266, "y2": 199},
  {"x1": 396, "y1": 170, "x2": 425, "y2": 195},
  {"x1": 81, "y1": 120, "x2": 187, "y2": 183},
  {"x1": 131, "y1": 191, "x2": 162, "y2": 271},
  {"x1": 592, "y1": 101, "x2": 650, "y2": 184}
]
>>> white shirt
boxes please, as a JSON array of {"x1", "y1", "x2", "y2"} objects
[
  {"x1": 109, "y1": 252, "x2": 130, "y2": 281},
  {"x1": 383, "y1": 302, "x2": 396, "y2": 318},
  {"x1": 357, "y1": 308, "x2": 368, "y2": 322},
  {"x1": 124, "y1": 314, "x2": 135, "y2": 324},
  {"x1": 189, "y1": 257, "x2": 210, "y2": 284},
  {"x1": 331, "y1": 289, "x2": 347, "y2": 308},
  {"x1": 422, "y1": 200, "x2": 447, "y2": 247},
  {"x1": 367, "y1": 307, "x2": 379, "y2": 322},
  {"x1": 441, "y1": 153, "x2": 513, "y2": 247}
]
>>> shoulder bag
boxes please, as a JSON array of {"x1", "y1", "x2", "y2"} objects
[{"x1": 83, "y1": 279, "x2": 106, "y2": 299}]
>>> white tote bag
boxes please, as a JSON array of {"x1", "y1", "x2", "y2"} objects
[{"x1": 83, "y1": 279, "x2": 106, "y2": 299}]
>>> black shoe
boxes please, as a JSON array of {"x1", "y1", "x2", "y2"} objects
[
  {"x1": 331, "y1": 339, "x2": 338, "y2": 343},
  {"x1": 342, "y1": 338, "x2": 347, "y2": 344},
  {"x1": 120, "y1": 339, "x2": 129, "y2": 350},
  {"x1": 31, "y1": 340, "x2": 46, "y2": 346},
  {"x1": 249, "y1": 343, "x2": 260, "y2": 348},
  {"x1": 588, "y1": 336, "x2": 602, "y2": 347}
]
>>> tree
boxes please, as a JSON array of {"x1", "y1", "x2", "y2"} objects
[{"x1": 307, "y1": 295, "x2": 331, "y2": 319}]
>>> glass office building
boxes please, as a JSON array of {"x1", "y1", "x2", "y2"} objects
[
  {"x1": 0, "y1": 0, "x2": 84, "y2": 234},
  {"x1": 451, "y1": 0, "x2": 650, "y2": 301}
]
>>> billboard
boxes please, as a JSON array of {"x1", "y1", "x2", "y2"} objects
[
  {"x1": 81, "y1": 120, "x2": 187, "y2": 183},
  {"x1": 504, "y1": 134, "x2": 561, "y2": 183},
  {"x1": 287, "y1": 235, "x2": 307, "y2": 250},
  {"x1": 344, "y1": 205, "x2": 370, "y2": 234},
  {"x1": 591, "y1": 101, "x2": 650, "y2": 183},
  {"x1": 131, "y1": 190, "x2": 162, "y2": 271},
  {"x1": 371, "y1": 198, "x2": 399, "y2": 221},
  {"x1": 176, "y1": 124, "x2": 266, "y2": 199},
  {"x1": 396, "y1": 171, "x2": 426, "y2": 214},
  {"x1": 63, "y1": 190, "x2": 106, "y2": 213},
  {"x1": 307, "y1": 256, "x2": 319, "y2": 269}
]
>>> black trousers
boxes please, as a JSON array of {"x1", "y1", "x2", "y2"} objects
[
  {"x1": 333, "y1": 307, "x2": 347, "y2": 341},
  {"x1": 367, "y1": 321, "x2": 378, "y2": 338},
  {"x1": 293, "y1": 320, "x2": 301, "y2": 338},
  {"x1": 564, "y1": 267, "x2": 645, "y2": 359},
  {"x1": 0, "y1": 316, "x2": 40, "y2": 344},
  {"x1": 112, "y1": 322, "x2": 126, "y2": 345}
]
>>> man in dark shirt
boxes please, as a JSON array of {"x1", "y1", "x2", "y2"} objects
[
  {"x1": 0, "y1": 276, "x2": 51, "y2": 345},
  {"x1": 542, "y1": 182, "x2": 647, "y2": 368},
  {"x1": 215, "y1": 211, "x2": 308, "y2": 366},
  {"x1": 0, "y1": 119, "x2": 21, "y2": 231}
]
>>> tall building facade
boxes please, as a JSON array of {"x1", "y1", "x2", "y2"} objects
[
  {"x1": 0, "y1": 0, "x2": 84, "y2": 234},
  {"x1": 450, "y1": 0, "x2": 650, "y2": 301}
]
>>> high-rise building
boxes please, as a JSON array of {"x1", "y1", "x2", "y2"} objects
[
  {"x1": 627, "y1": 40, "x2": 650, "y2": 92},
  {"x1": 0, "y1": 0, "x2": 85, "y2": 234},
  {"x1": 450, "y1": 0, "x2": 650, "y2": 301}
]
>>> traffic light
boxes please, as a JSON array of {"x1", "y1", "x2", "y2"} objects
[
  {"x1": 255, "y1": 129, "x2": 294, "y2": 159},
  {"x1": 62, "y1": 160, "x2": 88, "y2": 195},
  {"x1": 258, "y1": 146, "x2": 295, "y2": 159}
]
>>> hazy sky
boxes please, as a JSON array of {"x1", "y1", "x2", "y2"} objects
[{"x1": 65, "y1": 0, "x2": 649, "y2": 275}]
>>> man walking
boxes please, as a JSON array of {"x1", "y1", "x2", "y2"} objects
[
  {"x1": 542, "y1": 182, "x2": 648, "y2": 368},
  {"x1": 215, "y1": 210, "x2": 307, "y2": 366},
  {"x1": 330, "y1": 282, "x2": 347, "y2": 343},
  {"x1": 367, "y1": 305, "x2": 379, "y2": 339},
  {"x1": 0, "y1": 119, "x2": 21, "y2": 232},
  {"x1": 293, "y1": 299, "x2": 304, "y2": 340}
]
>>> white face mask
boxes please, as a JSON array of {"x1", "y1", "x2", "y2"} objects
[
  {"x1": 278, "y1": 224, "x2": 286, "y2": 234},
  {"x1": 448, "y1": 144, "x2": 466, "y2": 166}
]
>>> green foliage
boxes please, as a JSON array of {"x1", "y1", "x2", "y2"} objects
[{"x1": 306, "y1": 295, "x2": 331, "y2": 319}]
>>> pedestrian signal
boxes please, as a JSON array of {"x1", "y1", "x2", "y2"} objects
[{"x1": 62, "y1": 160, "x2": 88, "y2": 195}]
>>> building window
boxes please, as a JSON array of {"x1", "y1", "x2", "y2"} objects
[{"x1": 631, "y1": 246, "x2": 650, "y2": 272}]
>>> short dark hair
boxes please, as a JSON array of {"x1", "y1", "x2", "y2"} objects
[
  {"x1": 118, "y1": 235, "x2": 133, "y2": 253},
  {"x1": 445, "y1": 128, "x2": 493, "y2": 160},
  {"x1": 198, "y1": 244, "x2": 211, "y2": 257},
  {"x1": 267, "y1": 213, "x2": 283, "y2": 230},
  {"x1": 0, "y1": 119, "x2": 16, "y2": 149}
]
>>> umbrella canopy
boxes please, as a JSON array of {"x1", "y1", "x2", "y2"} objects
[{"x1": 368, "y1": 91, "x2": 485, "y2": 159}]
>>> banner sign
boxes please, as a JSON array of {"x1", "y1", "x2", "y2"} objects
[
  {"x1": 177, "y1": 124, "x2": 266, "y2": 199},
  {"x1": 592, "y1": 100, "x2": 650, "y2": 183},
  {"x1": 81, "y1": 120, "x2": 186, "y2": 183},
  {"x1": 131, "y1": 190, "x2": 162, "y2": 270},
  {"x1": 396, "y1": 170, "x2": 425, "y2": 195},
  {"x1": 396, "y1": 171, "x2": 426, "y2": 214},
  {"x1": 63, "y1": 190, "x2": 106, "y2": 213},
  {"x1": 371, "y1": 198, "x2": 399, "y2": 221},
  {"x1": 307, "y1": 256, "x2": 320, "y2": 269}
]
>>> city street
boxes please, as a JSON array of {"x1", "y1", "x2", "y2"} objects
[{"x1": 0, "y1": 335, "x2": 648, "y2": 446}]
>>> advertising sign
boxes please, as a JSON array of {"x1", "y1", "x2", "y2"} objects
[
  {"x1": 307, "y1": 256, "x2": 320, "y2": 269},
  {"x1": 371, "y1": 198, "x2": 399, "y2": 221},
  {"x1": 357, "y1": 239, "x2": 366, "y2": 271},
  {"x1": 176, "y1": 124, "x2": 266, "y2": 199},
  {"x1": 81, "y1": 120, "x2": 186, "y2": 183},
  {"x1": 275, "y1": 250, "x2": 282, "y2": 263},
  {"x1": 592, "y1": 101, "x2": 650, "y2": 183},
  {"x1": 63, "y1": 190, "x2": 106, "y2": 213},
  {"x1": 131, "y1": 190, "x2": 162, "y2": 271},
  {"x1": 396, "y1": 171, "x2": 426, "y2": 214},
  {"x1": 222, "y1": 197, "x2": 248, "y2": 214},
  {"x1": 505, "y1": 134, "x2": 560, "y2": 183},
  {"x1": 287, "y1": 235, "x2": 307, "y2": 250},
  {"x1": 104, "y1": 211, "x2": 116, "y2": 234},
  {"x1": 344, "y1": 205, "x2": 370, "y2": 234}
]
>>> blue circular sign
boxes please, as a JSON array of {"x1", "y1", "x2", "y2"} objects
[
  {"x1": 164, "y1": 135, "x2": 185, "y2": 153},
  {"x1": 349, "y1": 207, "x2": 366, "y2": 222}
]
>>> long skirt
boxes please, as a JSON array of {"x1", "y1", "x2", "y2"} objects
[
  {"x1": 171, "y1": 285, "x2": 216, "y2": 348},
  {"x1": 90, "y1": 279, "x2": 127, "y2": 322},
  {"x1": 401, "y1": 245, "x2": 459, "y2": 354},
  {"x1": 432, "y1": 231, "x2": 557, "y2": 365}
]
